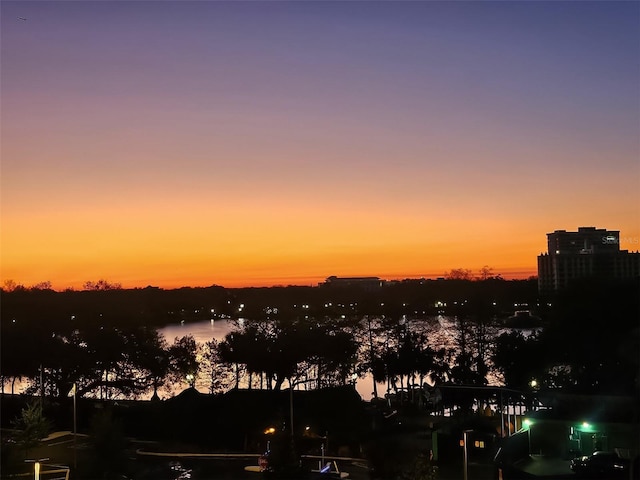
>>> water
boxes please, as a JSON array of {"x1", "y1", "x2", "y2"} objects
[
  {"x1": 5, "y1": 317, "x2": 538, "y2": 400},
  {"x1": 158, "y1": 318, "x2": 385, "y2": 400},
  {"x1": 160, "y1": 318, "x2": 236, "y2": 345},
  {"x1": 158, "y1": 316, "x2": 542, "y2": 401}
]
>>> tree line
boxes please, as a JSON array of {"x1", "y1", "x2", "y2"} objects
[{"x1": 1, "y1": 277, "x2": 637, "y2": 400}]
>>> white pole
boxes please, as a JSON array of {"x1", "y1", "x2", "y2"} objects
[
  {"x1": 289, "y1": 384, "x2": 294, "y2": 437},
  {"x1": 463, "y1": 430, "x2": 472, "y2": 480},
  {"x1": 73, "y1": 383, "x2": 77, "y2": 469}
]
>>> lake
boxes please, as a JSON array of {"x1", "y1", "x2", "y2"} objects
[
  {"x1": 158, "y1": 318, "x2": 384, "y2": 400},
  {"x1": 4, "y1": 316, "x2": 535, "y2": 400},
  {"x1": 157, "y1": 316, "x2": 527, "y2": 401}
]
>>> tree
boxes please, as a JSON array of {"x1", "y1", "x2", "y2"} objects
[
  {"x1": 82, "y1": 279, "x2": 122, "y2": 291},
  {"x1": 169, "y1": 335, "x2": 200, "y2": 389},
  {"x1": 24, "y1": 326, "x2": 174, "y2": 400},
  {"x1": 1, "y1": 279, "x2": 25, "y2": 292},
  {"x1": 122, "y1": 327, "x2": 171, "y2": 399},
  {"x1": 217, "y1": 317, "x2": 359, "y2": 391},
  {"x1": 0, "y1": 318, "x2": 43, "y2": 395},
  {"x1": 491, "y1": 331, "x2": 541, "y2": 390},
  {"x1": 448, "y1": 315, "x2": 489, "y2": 386},
  {"x1": 309, "y1": 323, "x2": 359, "y2": 388},
  {"x1": 29, "y1": 281, "x2": 53, "y2": 291},
  {"x1": 11, "y1": 400, "x2": 51, "y2": 458},
  {"x1": 478, "y1": 266, "x2": 494, "y2": 281},
  {"x1": 445, "y1": 268, "x2": 474, "y2": 281},
  {"x1": 200, "y1": 339, "x2": 233, "y2": 394}
]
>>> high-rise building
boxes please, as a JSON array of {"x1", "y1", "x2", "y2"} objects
[{"x1": 538, "y1": 227, "x2": 640, "y2": 293}]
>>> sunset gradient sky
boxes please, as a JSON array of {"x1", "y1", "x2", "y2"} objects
[{"x1": 2, "y1": 1, "x2": 639, "y2": 289}]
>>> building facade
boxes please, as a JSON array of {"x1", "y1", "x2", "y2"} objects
[
  {"x1": 320, "y1": 276, "x2": 385, "y2": 290},
  {"x1": 537, "y1": 227, "x2": 640, "y2": 293}
]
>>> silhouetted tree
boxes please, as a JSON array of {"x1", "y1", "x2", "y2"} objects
[
  {"x1": 491, "y1": 330, "x2": 541, "y2": 390},
  {"x1": 445, "y1": 268, "x2": 474, "y2": 281},
  {"x1": 478, "y1": 265, "x2": 494, "y2": 280},
  {"x1": 22, "y1": 326, "x2": 175, "y2": 400},
  {"x1": 11, "y1": 400, "x2": 51, "y2": 458},
  {"x1": 29, "y1": 281, "x2": 53, "y2": 291},
  {"x1": 168, "y1": 334, "x2": 199, "y2": 389},
  {"x1": 201, "y1": 339, "x2": 233, "y2": 394},
  {"x1": 1, "y1": 279, "x2": 25, "y2": 292},
  {"x1": 82, "y1": 279, "x2": 122, "y2": 291},
  {"x1": 124, "y1": 327, "x2": 171, "y2": 399},
  {"x1": 218, "y1": 318, "x2": 358, "y2": 391}
]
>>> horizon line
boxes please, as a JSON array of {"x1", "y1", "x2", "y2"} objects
[{"x1": 2, "y1": 269, "x2": 539, "y2": 292}]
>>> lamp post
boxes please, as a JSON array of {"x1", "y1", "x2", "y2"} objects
[
  {"x1": 25, "y1": 458, "x2": 48, "y2": 480},
  {"x1": 72, "y1": 383, "x2": 77, "y2": 469},
  {"x1": 463, "y1": 430, "x2": 472, "y2": 480},
  {"x1": 367, "y1": 316, "x2": 378, "y2": 399},
  {"x1": 289, "y1": 383, "x2": 295, "y2": 437},
  {"x1": 66, "y1": 383, "x2": 78, "y2": 469}
]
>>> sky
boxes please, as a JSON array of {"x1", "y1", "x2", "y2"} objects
[{"x1": 1, "y1": 1, "x2": 639, "y2": 290}]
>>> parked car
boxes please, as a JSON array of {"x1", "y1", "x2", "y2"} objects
[{"x1": 570, "y1": 451, "x2": 630, "y2": 478}]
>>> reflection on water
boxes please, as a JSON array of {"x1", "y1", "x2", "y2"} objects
[
  {"x1": 158, "y1": 318, "x2": 385, "y2": 399},
  {"x1": 5, "y1": 317, "x2": 539, "y2": 400},
  {"x1": 157, "y1": 316, "x2": 540, "y2": 401},
  {"x1": 160, "y1": 318, "x2": 237, "y2": 345}
]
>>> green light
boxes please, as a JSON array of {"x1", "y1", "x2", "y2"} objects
[
  {"x1": 578, "y1": 421, "x2": 594, "y2": 432},
  {"x1": 523, "y1": 419, "x2": 533, "y2": 428}
]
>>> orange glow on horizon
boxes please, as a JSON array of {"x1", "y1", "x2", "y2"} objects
[{"x1": 3, "y1": 193, "x2": 638, "y2": 290}]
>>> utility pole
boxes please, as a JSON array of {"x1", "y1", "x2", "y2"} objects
[
  {"x1": 463, "y1": 430, "x2": 472, "y2": 480},
  {"x1": 367, "y1": 316, "x2": 378, "y2": 399},
  {"x1": 289, "y1": 384, "x2": 294, "y2": 437},
  {"x1": 72, "y1": 383, "x2": 77, "y2": 469},
  {"x1": 39, "y1": 364, "x2": 44, "y2": 409}
]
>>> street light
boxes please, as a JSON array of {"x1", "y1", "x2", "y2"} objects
[
  {"x1": 25, "y1": 458, "x2": 48, "y2": 480},
  {"x1": 67, "y1": 383, "x2": 77, "y2": 469}
]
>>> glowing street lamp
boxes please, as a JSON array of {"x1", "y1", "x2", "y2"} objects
[{"x1": 25, "y1": 458, "x2": 48, "y2": 480}]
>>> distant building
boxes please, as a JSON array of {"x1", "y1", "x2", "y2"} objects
[
  {"x1": 537, "y1": 227, "x2": 640, "y2": 293},
  {"x1": 320, "y1": 276, "x2": 385, "y2": 290}
]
